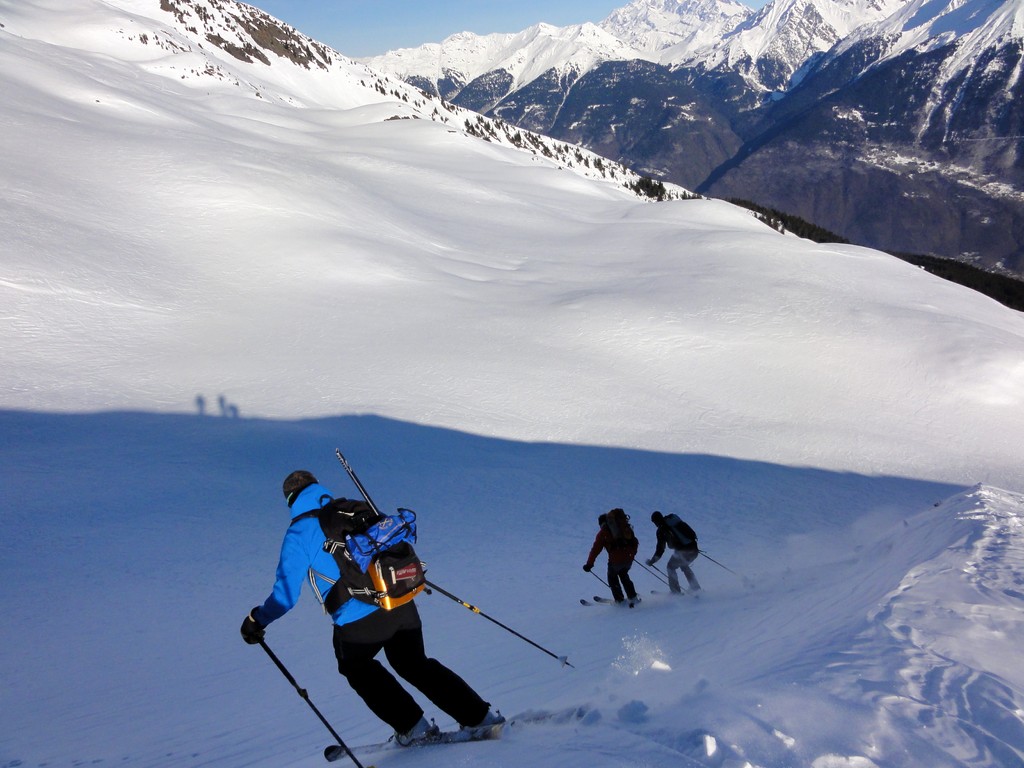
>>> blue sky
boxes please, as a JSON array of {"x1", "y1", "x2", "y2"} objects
[{"x1": 245, "y1": 1, "x2": 636, "y2": 57}]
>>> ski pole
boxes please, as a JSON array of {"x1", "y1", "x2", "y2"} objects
[
  {"x1": 425, "y1": 579, "x2": 574, "y2": 668},
  {"x1": 334, "y1": 449, "x2": 573, "y2": 667},
  {"x1": 637, "y1": 561, "x2": 670, "y2": 585},
  {"x1": 335, "y1": 449, "x2": 382, "y2": 514},
  {"x1": 698, "y1": 549, "x2": 754, "y2": 588},
  {"x1": 589, "y1": 569, "x2": 610, "y2": 588},
  {"x1": 646, "y1": 561, "x2": 669, "y2": 579},
  {"x1": 257, "y1": 640, "x2": 369, "y2": 768},
  {"x1": 698, "y1": 549, "x2": 739, "y2": 575}
]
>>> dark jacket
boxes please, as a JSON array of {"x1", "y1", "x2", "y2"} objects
[
  {"x1": 651, "y1": 516, "x2": 698, "y2": 562},
  {"x1": 586, "y1": 525, "x2": 638, "y2": 568}
]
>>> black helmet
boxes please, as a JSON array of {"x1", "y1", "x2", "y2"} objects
[
  {"x1": 651, "y1": 510, "x2": 664, "y2": 524},
  {"x1": 282, "y1": 470, "x2": 317, "y2": 507}
]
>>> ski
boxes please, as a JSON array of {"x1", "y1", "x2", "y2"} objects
[
  {"x1": 341, "y1": 705, "x2": 594, "y2": 759},
  {"x1": 327, "y1": 722, "x2": 504, "y2": 761},
  {"x1": 586, "y1": 595, "x2": 641, "y2": 607}
]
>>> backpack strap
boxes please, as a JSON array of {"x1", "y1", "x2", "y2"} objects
[
  {"x1": 290, "y1": 510, "x2": 321, "y2": 524},
  {"x1": 307, "y1": 566, "x2": 337, "y2": 611},
  {"x1": 322, "y1": 571, "x2": 383, "y2": 614}
]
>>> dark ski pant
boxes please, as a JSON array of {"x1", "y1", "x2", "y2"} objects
[
  {"x1": 607, "y1": 561, "x2": 638, "y2": 602},
  {"x1": 332, "y1": 602, "x2": 489, "y2": 734},
  {"x1": 666, "y1": 549, "x2": 701, "y2": 593}
]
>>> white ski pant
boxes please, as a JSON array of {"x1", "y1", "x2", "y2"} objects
[{"x1": 666, "y1": 549, "x2": 701, "y2": 592}]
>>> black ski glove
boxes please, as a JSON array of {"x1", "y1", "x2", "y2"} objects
[
  {"x1": 240, "y1": 607, "x2": 265, "y2": 645},
  {"x1": 582, "y1": 563, "x2": 593, "y2": 572}
]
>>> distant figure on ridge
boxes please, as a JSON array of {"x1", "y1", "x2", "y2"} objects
[
  {"x1": 647, "y1": 511, "x2": 701, "y2": 594},
  {"x1": 583, "y1": 508, "x2": 640, "y2": 606}
]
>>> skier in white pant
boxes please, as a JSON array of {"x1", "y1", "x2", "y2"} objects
[{"x1": 647, "y1": 511, "x2": 701, "y2": 593}]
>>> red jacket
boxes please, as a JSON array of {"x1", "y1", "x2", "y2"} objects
[{"x1": 585, "y1": 526, "x2": 638, "y2": 568}]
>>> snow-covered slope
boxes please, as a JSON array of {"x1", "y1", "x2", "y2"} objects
[
  {"x1": 3, "y1": 2, "x2": 1024, "y2": 765},
  {"x1": 0, "y1": 0, "x2": 655, "y2": 189},
  {"x1": 3, "y1": 414, "x2": 1024, "y2": 768},
  {"x1": 2, "y1": 0, "x2": 1022, "y2": 482},
  {"x1": 2, "y1": 0, "x2": 372, "y2": 110}
]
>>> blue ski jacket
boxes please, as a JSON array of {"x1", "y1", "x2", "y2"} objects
[{"x1": 253, "y1": 483, "x2": 378, "y2": 629}]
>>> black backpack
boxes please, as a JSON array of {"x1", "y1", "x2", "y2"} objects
[
  {"x1": 296, "y1": 497, "x2": 426, "y2": 612},
  {"x1": 663, "y1": 513, "x2": 697, "y2": 549}
]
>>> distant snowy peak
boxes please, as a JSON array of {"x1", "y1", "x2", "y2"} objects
[
  {"x1": 363, "y1": 22, "x2": 648, "y2": 92},
  {"x1": 364, "y1": 0, "x2": 915, "y2": 99},
  {"x1": 484, "y1": 22, "x2": 649, "y2": 86},
  {"x1": 691, "y1": 0, "x2": 912, "y2": 90},
  {"x1": 362, "y1": 30, "x2": 517, "y2": 89},
  {"x1": 599, "y1": 0, "x2": 755, "y2": 60}
]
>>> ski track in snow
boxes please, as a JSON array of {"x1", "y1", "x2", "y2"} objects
[{"x1": 819, "y1": 486, "x2": 1024, "y2": 767}]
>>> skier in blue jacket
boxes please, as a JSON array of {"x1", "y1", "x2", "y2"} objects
[{"x1": 241, "y1": 470, "x2": 503, "y2": 745}]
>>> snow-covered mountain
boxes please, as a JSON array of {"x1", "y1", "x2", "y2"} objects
[
  {"x1": 697, "y1": 0, "x2": 1024, "y2": 268},
  {"x1": 363, "y1": 22, "x2": 650, "y2": 104},
  {"x1": 818, "y1": 0, "x2": 1024, "y2": 132},
  {"x1": 686, "y1": 0, "x2": 910, "y2": 91},
  {"x1": 364, "y1": 0, "x2": 1024, "y2": 274},
  {"x1": 600, "y1": 0, "x2": 755, "y2": 61},
  {"x1": 365, "y1": 0, "x2": 906, "y2": 104},
  {"x1": 830, "y1": 0, "x2": 1024, "y2": 72},
  {"x1": 4, "y1": 1, "x2": 1024, "y2": 767}
]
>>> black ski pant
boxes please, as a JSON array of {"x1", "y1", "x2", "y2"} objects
[
  {"x1": 607, "y1": 561, "x2": 638, "y2": 602},
  {"x1": 666, "y1": 548, "x2": 701, "y2": 593},
  {"x1": 332, "y1": 602, "x2": 489, "y2": 734}
]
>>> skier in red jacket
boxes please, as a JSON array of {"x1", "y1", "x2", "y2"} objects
[{"x1": 583, "y1": 509, "x2": 640, "y2": 606}]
